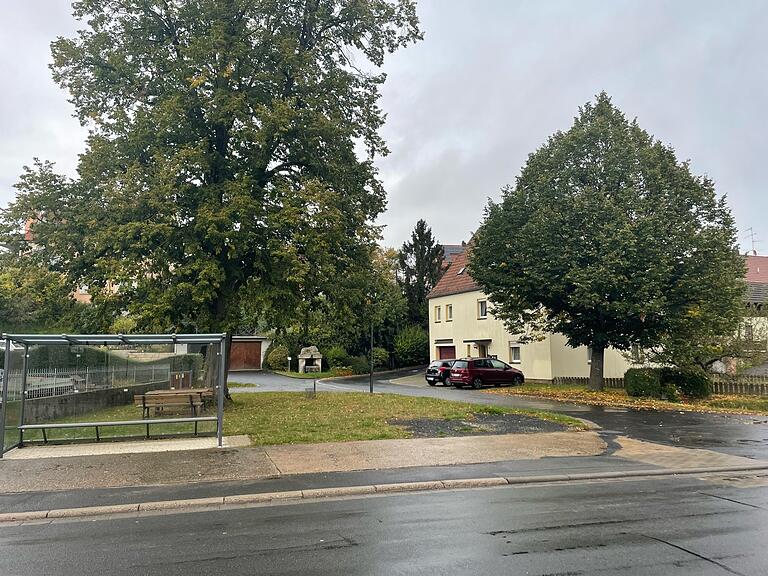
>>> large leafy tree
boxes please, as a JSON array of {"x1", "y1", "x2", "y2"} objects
[
  {"x1": 470, "y1": 93, "x2": 745, "y2": 390},
  {"x1": 397, "y1": 219, "x2": 444, "y2": 327},
  {"x1": 1, "y1": 0, "x2": 421, "y2": 345},
  {"x1": 0, "y1": 252, "x2": 87, "y2": 333}
]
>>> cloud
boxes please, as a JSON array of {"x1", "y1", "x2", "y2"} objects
[{"x1": 1, "y1": 0, "x2": 766, "y2": 254}]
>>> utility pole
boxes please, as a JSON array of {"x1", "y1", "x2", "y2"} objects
[{"x1": 369, "y1": 319, "x2": 374, "y2": 394}]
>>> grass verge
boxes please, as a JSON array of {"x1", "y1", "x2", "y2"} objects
[
  {"x1": 487, "y1": 382, "x2": 768, "y2": 415},
  {"x1": 20, "y1": 392, "x2": 585, "y2": 445}
]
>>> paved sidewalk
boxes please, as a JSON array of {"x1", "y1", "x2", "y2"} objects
[
  {"x1": 3, "y1": 436, "x2": 251, "y2": 460},
  {"x1": 265, "y1": 431, "x2": 604, "y2": 474},
  {"x1": 613, "y1": 436, "x2": 761, "y2": 469},
  {"x1": 0, "y1": 430, "x2": 603, "y2": 493}
]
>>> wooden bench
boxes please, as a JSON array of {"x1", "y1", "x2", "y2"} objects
[
  {"x1": 134, "y1": 392, "x2": 204, "y2": 419},
  {"x1": 18, "y1": 416, "x2": 217, "y2": 444}
]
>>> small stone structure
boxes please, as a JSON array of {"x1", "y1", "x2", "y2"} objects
[{"x1": 298, "y1": 346, "x2": 323, "y2": 373}]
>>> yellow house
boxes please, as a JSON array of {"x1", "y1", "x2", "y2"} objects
[{"x1": 427, "y1": 250, "x2": 633, "y2": 381}]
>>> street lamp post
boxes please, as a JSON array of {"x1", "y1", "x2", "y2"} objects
[{"x1": 369, "y1": 320, "x2": 374, "y2": 394}]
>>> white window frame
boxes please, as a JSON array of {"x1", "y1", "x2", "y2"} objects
[
  {"x1": 477, "y1": 299, "x2": 488, "y2": 319},
  {"x1": 509, "y1": 343, "x2": 521, "y2": 364},
  {"x1": 446, "y1": 304, "x2": 453, "y2": 322},
  {"x1": 434, "y1": 305, "x2": 441, "y2": 323}
]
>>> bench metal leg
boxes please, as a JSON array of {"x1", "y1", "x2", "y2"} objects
[
  {"x1": 146, "y1": 423, "x2": 150, "y2": 439},
  {"x1": 42, "y1": 428, "x2": 48, "y2": 444},
  {"x1": 95, "y1": 426, "x2": 100, "y2": 442},
  {"x1": 194, "y1": 420, "x2": 198, "y2": 436},
  {"x1": 19, "y1": 429, "x2": 23, "y2": 447}
]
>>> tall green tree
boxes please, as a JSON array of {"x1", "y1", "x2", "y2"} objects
[
  {"x1": 1, "y1": 0, "x2": 421, "y2": 346},
  {"x1": 0, "y1": 252, "x2": 87, "y2": 333},
  {"x1": 397, "y1": 219, "x2": 444, "y2": 327},
  {"x1": 469, "y1": 93, "x2": 745, "y2": 390}
]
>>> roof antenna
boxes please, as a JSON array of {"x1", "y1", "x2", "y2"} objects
[{"x1": 743, "y1": 228, "x2": 760, "y2": 256}]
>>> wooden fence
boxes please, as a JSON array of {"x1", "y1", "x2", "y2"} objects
[
  {"x1": 552, "y1": 376, "x2": 625, "y2": 389},
  {"x1": 553, "y1": 374, "x2": 768, "y2": 396}
]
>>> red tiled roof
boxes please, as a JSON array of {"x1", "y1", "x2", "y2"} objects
[
  {"x1": 746, "y1": 255, "x2": 768, "y2": 283},
  {"x1": 427, "y1": 251, "x2": 479, "y2": 299},
  {"x1": 428, "y1": 253, "x2": 768, "y2": 300}
]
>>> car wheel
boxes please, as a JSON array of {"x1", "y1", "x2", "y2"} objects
[
  {"x1": 512, "y1": 375, "x2": 524, "y2": 386},
  {"x1": 443, "y1": 378, "x2": 451, "y2": 386},
  {"x1": 472, "y1": 377, "x2": 483, "y2": 390}
]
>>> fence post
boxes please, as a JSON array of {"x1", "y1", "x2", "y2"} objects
[
  {"x1": 18, "y1": 344, "x2": 28, "y2": 436},
  {"x1": 217, "y1": 338, "x2": 227, "y2": 448}
]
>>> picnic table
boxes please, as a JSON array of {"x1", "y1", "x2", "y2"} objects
[{"x1": 135, "y1": 388, "x2": 214, "y2": 418}]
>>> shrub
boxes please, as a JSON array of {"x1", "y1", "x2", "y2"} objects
[
  {"x1": 625, "y1": 367, "x2": 679, "y2": 401},
  {"x1": 348, "y1": 355, "x2": 370, "y2": 375},
  {"x1": 625, "y1": 368, "x2": 661, "y2": 397},
  {"x1": 265, "y1": 344, "x2": 289, "y2": 371},
  {"x1": 394, "y1": 325, "x2": 429, "y2": 367},
  {"x1": 661, "y1": 368, "x2": 711, "y2": 399},
  {"x1": 372, "y1": 347, "x2": 390, "y2": 370},
  {"x1": 331, "y1": 366, "x2": 354, "y2": 377},
  {"x1": 324, "y1": 345, "x2": 350, "y2": 368}
]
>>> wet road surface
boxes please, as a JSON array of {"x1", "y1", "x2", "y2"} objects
[{"x1": 2, "y1": 474, "x2": 766, "y2": 575}]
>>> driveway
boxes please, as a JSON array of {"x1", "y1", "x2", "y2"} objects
[{"x1": 228, "y1": 371, "x2": 352, "y2": 392}]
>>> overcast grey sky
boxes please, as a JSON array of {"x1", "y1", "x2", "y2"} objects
[{"x1": 1, "y1": 1, "x2": 766, "y2": 253}]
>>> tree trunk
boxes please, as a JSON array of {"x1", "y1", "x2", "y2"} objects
[{"x1": 589, "y1": 345, "x2": 605, "y2": 391}]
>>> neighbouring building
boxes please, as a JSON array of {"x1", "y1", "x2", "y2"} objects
[{"x1": 427, "y1": 249, "x2": 768, "y2": 382}]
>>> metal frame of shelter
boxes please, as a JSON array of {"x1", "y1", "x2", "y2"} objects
[{"x1": 0, "y1": 333, "x2": 227, "y2": 457}]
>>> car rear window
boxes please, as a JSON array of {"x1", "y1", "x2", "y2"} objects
[
  {"x1": 441, "y1": 361, "x2": 454, "y2": 368},
  {"x1": 428, "y1": 361, "x2": 442, "y2": 368},
  {"x1": 452, "y1": 360, "x2": 468, "y2": 369}
]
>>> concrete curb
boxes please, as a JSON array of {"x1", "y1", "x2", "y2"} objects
[{"x1": 3, "y1": 463, "x2": 768, "y2": 524}]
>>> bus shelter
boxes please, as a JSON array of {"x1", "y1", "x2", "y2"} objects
[{"x1": 1, "y1": 333, "x2": 227, "y2": 457}]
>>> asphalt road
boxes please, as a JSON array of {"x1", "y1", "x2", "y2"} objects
[
  {"x1": 2, "y1": 474, "x2": 767, "y2": 575},
  {"x1": 226, "y1": 369, "x2": 768, "y2": 459}
]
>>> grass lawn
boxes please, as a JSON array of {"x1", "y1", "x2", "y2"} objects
[
  {"x1": 20, "y1": 392, "x2": 585, "y2": 445},
  {"x1": 487, "y1": 382, "x2": 768, "y2": 415}
]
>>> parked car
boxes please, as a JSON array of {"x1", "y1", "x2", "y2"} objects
[
  {"x1": 425, "y1": 359, "x2": 455, "y2": 386},
  {"x1": 449, "y1": 358, "x2": 524, "y2": 389}
]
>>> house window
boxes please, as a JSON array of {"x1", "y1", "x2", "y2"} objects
[
  {"x1": 745, "y1": 323, "x2": 754, "y2": 341},
  {"x1": 509, "y1": 343, "x2": 521, "y2": 364},
  {"x1": 434, "y1": 305, "x2": 441, "y2": 323},
  {"x1": 477, "y1": 300, "x2": 488, "y2": 319},
  {"x1": 630, "y1": 344, "x2": 645, "y2": 364},
  {"x1": 446, "y1": 304, "x2": 453, "y2": 322}
]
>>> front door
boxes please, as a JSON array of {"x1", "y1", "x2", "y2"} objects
[{"x1": 477, "y1": 343, "x2": 488, "y2": 357}]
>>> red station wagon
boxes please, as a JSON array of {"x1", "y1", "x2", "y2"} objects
[{"x1": 449, "y1": 358, "x2": 524, "y2": 389}]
